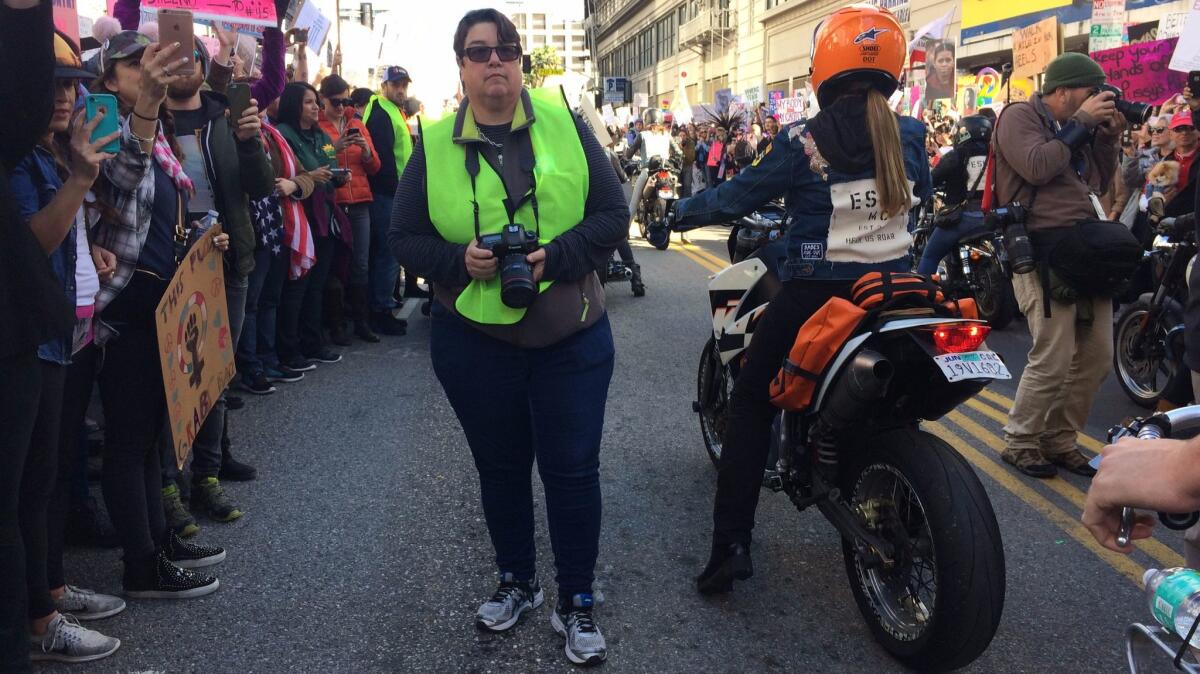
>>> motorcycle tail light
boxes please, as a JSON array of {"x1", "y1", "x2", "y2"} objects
[
  {"x1": 969, "y1": 249, "x2": 982, "y2": 262},
  {"x1": 931, "y1": 323, "x2": 990, "y2": 354},
  {"x1": 658, "y1": 171, "x2": 669, "y2": 179}
]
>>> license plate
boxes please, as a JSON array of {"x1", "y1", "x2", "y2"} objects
[{"x1": 933, "y1": 351, "x2": 1012, "y2": 382}]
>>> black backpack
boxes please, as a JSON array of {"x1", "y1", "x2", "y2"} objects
[{"x1": 1044, "y1": 219, "x2": 1143, "y2": 296}]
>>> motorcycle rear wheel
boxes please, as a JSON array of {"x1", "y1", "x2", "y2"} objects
[
  {"x1": 841, "y1": 427, "x2": 1005, "y2": 672},
  {"x1": 1114, "y1": 300, "x2": 1179, "y2": 408},
  {"x1": 697, "y1": 337, "x2": 730, "y2": 467},
  {"x1": 973, "y1": 257, "x2": 1015, "y2": 330}
]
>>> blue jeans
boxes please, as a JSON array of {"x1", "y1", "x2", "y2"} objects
[
  {"x1": 237, "y1": 248, "x2": 273, "y2": 377},
  {"x1": 256, "y1": 250, "x2": 287, "y2": 370},
  {"x1": 917, "y1": 212, "x2": 989, "y2": 275},
  {"x1": 368, "y1": 193, "x2": 400, "y2": 312},
  {"x1": 430, "y1": 304, "x2": 615, "y2": 596}
]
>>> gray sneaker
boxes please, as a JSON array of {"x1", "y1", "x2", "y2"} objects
[
  {"x1": 54, "y1": 585, "x2": 126, "y2": 621},
  {"x1": 475, "y1": 573, "x2": 543, "y2": 632},
  {"x1": 29, "y1": 613, "x2": 120, "y2": 663},
  {"x1": 550, "y1": 594, "x2": 607, "y2": 666}
]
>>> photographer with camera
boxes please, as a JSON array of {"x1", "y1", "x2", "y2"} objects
[
  {"x1": 387, "y1": 9, "x2": 627, "y2": 667},
  {"x1": 993, "y1": 53, "x2": 1133, "y2": 479}
]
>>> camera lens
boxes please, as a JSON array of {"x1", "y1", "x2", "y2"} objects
[
  {"x1": 1116, "y1": 99, "x2": 1152, "y2": 125},
  {"x1": 498, "y1": 253, "x2": 537, "y2": 308}
]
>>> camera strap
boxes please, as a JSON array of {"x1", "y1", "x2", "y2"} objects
[{"x1": 464, "y1": 141, "x2": 542, "y2": 241}]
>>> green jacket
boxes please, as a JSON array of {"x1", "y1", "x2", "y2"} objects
[
  {"x1": 187, "y1": 92, "x2": 275, "y2": 278},
  {"x1": 275, "y1": 121, "x2": 337, "y2": 193}
]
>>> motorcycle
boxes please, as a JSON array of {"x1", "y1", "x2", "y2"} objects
[
  {"x1": 603, "y1": 255, "x2": 645, "y2": 297},
  {"x1": 1114, "y1": 214, "x2": 1196, "y2": 408},
  {"x1": 729, "y1": 200, "x2": 787, "y2": 263},
  {"x1": 630, "y1": 155, "x2": 679, "y2": 250},
  {"x1": 693, "y1": 253, "x2": 1007, "y2": 671},
  {"x1": 912, "y1": 193, "x2": 1018, "y2": 330}
]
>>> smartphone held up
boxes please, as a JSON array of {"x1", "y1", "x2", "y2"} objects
[
  {"x1": 157, "y1": 9, "x2": 195, "y2": 74},
  {"x1": 85, "y1": 93, "x2": 120, "y2": 154}
]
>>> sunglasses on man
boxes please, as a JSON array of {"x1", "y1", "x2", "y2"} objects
[
  {"x1": 1174, "y1": 125, "x2": 1197, "y2": 133},
  {"x1": 460, "y1": 44, "x2": 522, "y2": 63},
  {"x1": 329, "y1": 98, "x2": 354, "y2": 107}
]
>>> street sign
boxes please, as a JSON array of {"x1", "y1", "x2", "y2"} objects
[{"x1": 603, "y1": 77, "x2": 629, "y2": 105}]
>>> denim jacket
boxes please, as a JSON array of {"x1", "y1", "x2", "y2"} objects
[
  {"x1": 675, "y1": 115, "x2": 932, "y2": 281},
  {"x1": 10, "y1": 146, "x2": 75, "y2": 365}
]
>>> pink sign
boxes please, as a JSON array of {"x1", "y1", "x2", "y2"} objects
[
  {"x1": 1090, "y1": 38, "x2": 1188, "y2": 105},
  {"x1": 138, "y1": 0, "x2": 276, "y2": 27},
  {"x1": 53, "y1": 0, "x2": 80, "y2": 43}
]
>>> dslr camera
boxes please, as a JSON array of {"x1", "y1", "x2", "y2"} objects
[
  {"x1": 986, "y1": 203, "x2": 1035, "y2": 275},
  {"x1": 1092, "y1": 84, "x2": 1152, "y2": 125},
  {"x1": 478, "y1": 224, "x2": 540, "y2": 308}
]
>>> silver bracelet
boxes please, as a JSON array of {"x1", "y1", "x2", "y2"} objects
[{"x1": 129, "y1": 129, "x2": 154, "y2": 145}]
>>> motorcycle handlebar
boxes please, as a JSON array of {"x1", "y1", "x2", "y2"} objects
[{"x1": 1112, "y1": 406, "x2": 1200, "y2": 546}]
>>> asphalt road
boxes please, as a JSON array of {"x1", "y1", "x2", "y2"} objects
[{"x1": 49, "y1": 225, "x2": 1188, "y2": 674}]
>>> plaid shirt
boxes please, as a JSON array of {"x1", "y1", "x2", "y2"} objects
[{"x1": 91, "y1": 115, "x2": 152, "y2": 344}]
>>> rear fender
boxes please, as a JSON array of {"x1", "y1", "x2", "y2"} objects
[{"x1": 708, "y1": 257, "x2": 769, "y2": 337}]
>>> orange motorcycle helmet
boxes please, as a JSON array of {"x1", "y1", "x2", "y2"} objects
[{"x1": 809, "y1": 4, "x2": 906, "y2": 108}]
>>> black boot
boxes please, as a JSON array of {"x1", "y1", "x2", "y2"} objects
[
  {"x1": 696, "y1": 542, "x2": 753, "y2": 595},
  {"x1": 325, "y1": 282, "x2": 352, "y2": 347},
  {"x1": 218, "y1": 419, "x2": 256, "y2": 482},
  {"x1": 630, "y1": 263, "x2": 646, "y2": 297},
  {"x1": 403, "y1": 270, "x2": 430, "y2": 299},
  {"x1": 348, "y1": 285, "x2": 380, "y2": 343}
]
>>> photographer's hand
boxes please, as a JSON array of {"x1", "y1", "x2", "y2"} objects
[
  {"x1": 1185, "y1": 86, "x2": 1200, "y2": 115},
  {"x1": 466, "y1": 239, "x2": 498, "y2": 280},
  {"x1": 1077, "y1": 90, "x2": 1116, "y2": 130},
  {"x1": 526, "y1": 248, "x2": 547, "y2": 283}
]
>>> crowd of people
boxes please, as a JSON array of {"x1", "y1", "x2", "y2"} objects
[
  {"x1": 5, "y1": 0, "x2": 1200, "y2": 669},
  {"x1": 1, "y1": 0, "x2": 431, "y2": 667}
]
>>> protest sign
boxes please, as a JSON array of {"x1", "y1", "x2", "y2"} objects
[
  {"x1": 139, "y1": 5, "x2": 264, "y2": 35},
  {"x1": 293, "y1": 0, "x2": 331, "y2": 54},
  {"x1": 155, "y1": 227, "x2": 236, "y2": 470},
  {"x1": 1092, "y1": 38, "x2": 1188, "y2": 105},
  {"x1": 1012, "y1": 16, "x2": 1060, "y2": 79},
  {"x1": 1159, "y1": 12, "x2": 1190, "y2": 39},
  {"x1": 1089, "y1": 0, "x2": 1126, "y2": 52},
  {"x1": 775, "y1": 97, "x2": 806, "y2": 125},
  {"x1": 53, "y1": 0, "x2": 80, "y2": 43},
  {"x1": 767, "y1": 89, "x2": 785, "y2": 114},
  {"x1": 715, "y1": 88, "x2": 732, "y2": 114},
  {"x1": 578, "y1": 95, "x2": 612, "y2": 147},
  {"x1": 138, "y1": 0, "x2": 276, "y2": 27},
  {"x1": 1168, "y1": 2, "x2": 1200, "y2": 72}
]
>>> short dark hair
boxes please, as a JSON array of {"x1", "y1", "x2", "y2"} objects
[
  {"x1": 318, "y1": 74, "x2": 349, "y2": 98},
  {"x1": 350, "y1": 87, "x2": 374, "y2": 108},
  {"x1": 453, "y1": 8, "x2": 521, "y2": 59}
]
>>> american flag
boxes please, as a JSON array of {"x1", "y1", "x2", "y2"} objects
[{"x1": 262, "y1": 122, "x2": 316, "y2": 279}]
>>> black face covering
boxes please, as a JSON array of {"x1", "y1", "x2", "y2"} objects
[{"x1": 806, "y1": 93, "x2": 874, "y2": 175}]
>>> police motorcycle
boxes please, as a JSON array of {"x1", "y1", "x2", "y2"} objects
[
  {"x1": 1114, "y1": 208, "x2": 1196, "y2": 408},
  {"x1": 626, "y1": 109, "x2": 680, "y2": 250},
  {"x1": 682, "y1": 203, "x2": 1006, "y2": 671}
]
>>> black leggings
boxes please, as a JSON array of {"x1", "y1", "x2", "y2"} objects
[
  {"x1": 713, "y1": 279, "x2": 852, "y2": 546},
  {"x1": 46, "y1": 343, "x2": 98, "y2": 591},
  {"x1": 21, "y1": 360, "x2": 66, "y2": 622},
  {"x1": 0, "y1": 350, "x2": 41, "y2": 673},
  {"x1": 98, "y1": 273, "x2": 169, "y2": 573}
]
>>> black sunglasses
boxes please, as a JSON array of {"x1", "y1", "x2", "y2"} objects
[
  {"x1": 329, "y1": 98, "x2": 353, "y2": 107},
  {"x1": 1150, "y1": 127, "x2": 1168, "y2": 134},
  {"x1": 1175, "y1": 126, "x2": 1197, "y2": 133},
  {"x1": 461, "y1": 44, "x2": 522, "y2": 63}
]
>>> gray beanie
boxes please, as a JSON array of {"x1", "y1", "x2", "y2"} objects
[{"x1": 1041, "y1": 52, "x2": 1106, "y2": 93}]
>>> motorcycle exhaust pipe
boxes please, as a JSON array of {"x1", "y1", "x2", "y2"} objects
[{"x1": 818, "y1": 350, "x2": 894, "y2": 431}]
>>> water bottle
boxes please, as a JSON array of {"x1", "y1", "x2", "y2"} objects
[
  {"x1": 1144, "y1": 567, "x2": 1200, "y2": 646},
  {"x1": 188, "y1": 210, "x2": 220, "y2": 249}
]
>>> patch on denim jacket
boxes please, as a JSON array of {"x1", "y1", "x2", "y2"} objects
[{"x1": 800, "y1": 242, "x2": 824, "y2": 260}]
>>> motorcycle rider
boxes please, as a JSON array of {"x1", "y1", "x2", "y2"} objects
[
  {"x1": 672, "y1": 5, "x2": 930, "y2": 594},
  {"x1": 602, "y1": 135, "x2": 647, "y2": 296},
  {"x1": 916, "y1": 115, "x2": 992, "y2": 274},
  {"x1": 625, "y1": 109, "x2": 685, "y2": 242}
]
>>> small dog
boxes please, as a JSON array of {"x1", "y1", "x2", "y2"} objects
[{"x1": 1145, "y1": 160, "x2": 1181, "y2": 199}]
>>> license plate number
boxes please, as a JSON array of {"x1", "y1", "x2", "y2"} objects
[{"x1": 933, "y1": 351, "x2": 1012, "y2": 382}]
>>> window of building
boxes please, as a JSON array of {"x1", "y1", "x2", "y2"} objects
[
  {"x1": 532, "y1": 33, "x2": 545, "y2": 47},
  {"x1": 765, "y1": 0, "x2": 787, "y2": 9},
  {"x1": 655, "y1": 13, "x2": 675, "y2": 60},
  {"x1": 512, "y1": 13, "x2": 526, "y2": 29},
  {"x1": 533, "y1": 13, "x2": 546, "y2": 29},
  {"x1": 554, "y1": 35, "x2": 566, "y2": 51}
]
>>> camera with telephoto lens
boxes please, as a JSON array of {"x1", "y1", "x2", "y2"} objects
[
  {"x1": 1093, "y1": 84, "x2": 1152, "y2": 125},
  {"x1": 478, "y1": 224, "x2": 540, "y2": 308},
  {"x1": 986, "y1": 203, "x2": 1035, "y2": 275}
]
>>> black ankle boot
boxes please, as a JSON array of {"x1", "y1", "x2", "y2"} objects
[
  {"x1": 630, "y1": 263, "x2": 646, "y2": 297},
  {"x1": 696, "y1": 542, "x2": 753, "y2": 595}
]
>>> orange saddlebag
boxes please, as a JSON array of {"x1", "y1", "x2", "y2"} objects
[{"x1": 768, "y1": 297, "x2": 867, "y2": 411}]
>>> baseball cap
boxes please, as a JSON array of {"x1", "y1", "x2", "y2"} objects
[
  {"x1": 384, "y1": 66, "x2": 411, "y2": 83},
  {"x1": 1170, "y1": 109, "x2": 1195, "y2": 130},
  {"x1": 100, "y1": 30, "x2": 151, "y2": 71},
  {"x1": 54, "y1": 33, "x2": 94, "y2": 80}
]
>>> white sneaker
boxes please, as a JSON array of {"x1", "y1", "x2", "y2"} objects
[
  {"x1": 54, "y1": 584, "x2": 126, "y2": 621},
  {"x1": 29, "y1": 613, "x2": 120, "y2": 663}
]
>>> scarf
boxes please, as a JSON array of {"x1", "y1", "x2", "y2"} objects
[
  {"x1": 806, "y1": 94, "x2": 874, "y2": 176},
  {"x1": 261, "y1": 122, "x2": 316, "y2": 279},
  {"x1": 153, "y1": 132, "x2": 194, "y2": 194}
]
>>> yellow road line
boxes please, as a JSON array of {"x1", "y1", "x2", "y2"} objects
[
  {"x1": 945, "y1": 410, "x2": 1185, "y2": 569},
  {"x1": 926, "y1": 422, "x2": 1148, "y2": 586},
  {"x1": 678, "y1": 243, "x2": 729, "y2": 270},
  {"x1": 972, "y1": 388, "x2": 1106, "y2": 454},
  {"x1": 675, "y1": 245, "x2": 723, "y2": 274}
]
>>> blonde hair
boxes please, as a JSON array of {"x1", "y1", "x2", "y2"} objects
[{"x1": 866, "y1": 88, "x2": 911, "y2": 220}]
